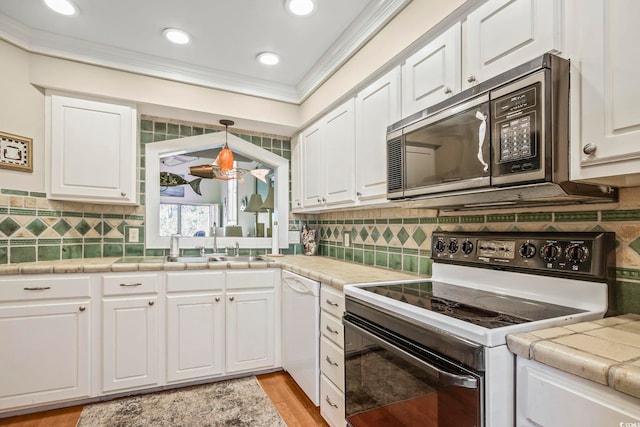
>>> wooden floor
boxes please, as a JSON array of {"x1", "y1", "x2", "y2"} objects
[{"x1": 0, "y1": 371, "x2": 328, "y2": 427}]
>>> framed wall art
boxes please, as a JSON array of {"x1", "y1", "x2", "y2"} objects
[{"x1": 0, "y1": 131, "x2": 33, "y2": 172}]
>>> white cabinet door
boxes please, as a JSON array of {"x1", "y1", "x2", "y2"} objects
[
  {"x1": 301, "y1": 122, "x2": 323, "y2": 208},
  {"x1": 0, "y1": 301, "x2": 90, "y2": 410},
  {"x1": 464, "y1": 0, "x2": 562, "y2": 88},
  {"x1": 402, "y1": 23, "x2": 461, "y2": 116},
  {"x1": 568, "y1": 0, "x2": 640, "y2": 186},
  {"x1": 356, "y1": 67, "x2": 402, "y2": 202},
  {"x1": 102, "y1": 296, "x2": 159, "y2": 392},
  {"x1": 323, "y1": 99, "x2": 356, "y2": 206},
  {"x1": 166, "y1": 293, "x2": 224, "y2": 382},
  {"x1": 517, "y1": 358, "x2": 640, "y2": 426},
  {"x1": 47, "y1": 92, "x2": 137, "y2": 205},
  {"x1": 291, "y1": 134, "x2": 304, "y2": 212},
  {"x1": 225, "y1": 290, "x2": 275, "y2": 373}
]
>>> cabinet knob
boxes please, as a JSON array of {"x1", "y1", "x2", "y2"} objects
[
  {"x1": 229, "y1": 296, "x2": 235, "y2": 302},
  {"x1": 321, "y1": 197, "x2": 326, "y2": 203},
  {"x1": 467, "y1": 75, "x2": 477, "y2": 83},
  {"x1": 297, "y1": 202, "x2": 301, "y2": 206},
  {"x1": 356, "y1": 192, "x2": 362, "y2": 197},
  {"x1": 121, "y1": 192, "x2": 127, "y2": 197},
  {"x1": 148, "y1": 300, "x2": 155, "y2": 306},
  {"x1": 317, "y1": 198, "x2": 321, "y2": 203},
  {"x1": 444, "y1": 86, "x2": 453, "y2": 95},
  {"x1": 215, "y1": 297, "x2": 220, "y2": 302},
  {"x1": 583, "y1": 143, "x2": 597, "y2": 155},
  {"x1": 79, "y1": 306, "x2": 86, "y2": 312}
]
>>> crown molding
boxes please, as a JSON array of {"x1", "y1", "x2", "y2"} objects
[
  {"x1": 295, "y1": 0, "x2": 411, "y2": 102},
  {"x1": 0, "y1": 2, "x2": 409, "y2": 105}
]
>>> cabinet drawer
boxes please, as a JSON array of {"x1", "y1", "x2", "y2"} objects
[
  {"x1": 321, "y1": 336, "x2": 345, "y2": 391},
  {"x1": 103, "y1": 273, "x2": 158, "y2": 295},
  {"x1": 321, "y1": 311, "x2": 344, "y2": 347},
  {"x1": 320, "y1": 374, "x2": 346, "y2": 427},
  {"x1": 226, "y1": 269, "x2": 275, "y2": 290},
  {"x1": 320, "y1": 285, "x2": 344, "y2": 317},
  {"x1": 166, "y1": 271, "x2": 224, "y2": 292},
  {"x1": 0, "y1": 276, "x2": 90, "y2": 301}
]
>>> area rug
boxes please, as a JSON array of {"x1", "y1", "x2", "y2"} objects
[{"x1": 76, "y1": 376, "x2": 286, "y2": 427}]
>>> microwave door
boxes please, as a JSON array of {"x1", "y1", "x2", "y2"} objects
[{"x1": 403, "y1": 95, "x2": 491, "y2": 198}]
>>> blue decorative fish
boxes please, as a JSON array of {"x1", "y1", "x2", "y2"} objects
[{"x1": 160, "y1": 172, "x2": 202, "y2": 195}]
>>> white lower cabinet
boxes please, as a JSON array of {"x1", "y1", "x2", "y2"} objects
[
  {"x1": 0, "y1": 276, "x2": 91, "y2": 411},
  {"x1": 225, "y1": 270, "x2": 277, "y2": 373},
  {"x1": 102, "y1": 273, "x2": 159, "y2": 393},
  {"x1": 166, "y1": 271, "x2": 225, "y2": 383},
  {"x1": 517, "y1": 357, "x2": 640, "y2": 426},
  {"x1": 319, "y1": 284, "x2": 346, "y2": 427}
]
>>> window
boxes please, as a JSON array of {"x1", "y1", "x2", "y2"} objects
[{"x1": 159, "y1": 203, "x2": 218, "y2": 236}]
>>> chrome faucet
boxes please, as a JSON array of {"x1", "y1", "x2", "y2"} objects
[
  {"x1": 235, "y1": 241, "x2": 240, "y2": 255},
  {"x1": 211, "y1": 222, "x2": 218, "y2": 254}
]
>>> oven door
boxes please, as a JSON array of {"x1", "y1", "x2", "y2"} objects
[{"x1": 344, "y1": 313, "x2": 483, "y2": 427}]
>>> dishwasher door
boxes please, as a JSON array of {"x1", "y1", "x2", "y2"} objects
[{"x1": 282, "y1": 270, "x2": 320, "y2": 406}]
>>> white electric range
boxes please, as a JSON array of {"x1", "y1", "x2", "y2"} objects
[{"x1": 343, "y1": 231, "x2": 615, "y2": 427}]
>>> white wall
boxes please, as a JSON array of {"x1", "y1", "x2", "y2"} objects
[{"x1": 0, "y1": 41, "x2": 45, "y2": 192}]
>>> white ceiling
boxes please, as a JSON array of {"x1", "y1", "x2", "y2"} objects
[{"x1": 0, "y1": 0, "x2": 409, "y2": 104}]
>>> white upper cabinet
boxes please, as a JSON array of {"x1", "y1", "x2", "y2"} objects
[
  {"x1": 464, "y1": 0, "x2": 563, "y2": 89},
  {"x1": 567, "y1": 0, "x2": 640, "y2": 186},
  {"x1": 402, "y1": 23, "x2": 461, "y2": 116},
  {"x1": 323, "y1": 99, "x2": 356, "y2": 206},
  {"x1": 301, "y1": 121, "x2": 323, "y2": 209},
  {"x1": 300, "y1": 99, "x2": 356, "y2": 211},
  {"x1": 355, "y1": 67, "x2": 402, "y2": 202},
  {"x1": 291, "y1": 135, "x2": 304, "y2": 212},
  {"x1": 47, "y1": 92, "x2": 138, "y2": 205}
]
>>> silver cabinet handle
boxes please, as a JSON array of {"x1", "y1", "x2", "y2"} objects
[
  {"x1": 120, "y1": 283, "x2": 142, "y2": 287},
  {"x1": 326, "y1": 325, "x2": 339, "y2": 334},
  {"x1": 24, "y1": 287, "x2": 51, "y2": 291},
  {"x1": 215, "y1": 297, "x2": 220, "y2": 302},
  {"x1": 583, "y1": 143, "x2": 597, "y2": 155},
  {"x1": 229, "y1": 296, "x2": 235, "y2": 302},
  {"x1": 79, "y1": 306, "x2": 86, "y2": 312},
  {"x1": 325, "y1": 396, "x2": 338, "y2": 408},
  {"x1": 148, "y1": 300, "x2": 155, "y2": 306},
  {"x1": 467, "y1": 74, "x2": 477, "y2": 83},
  {"x1": 325, "y1": 355, "x2": 339, "y2": 366},
  {"x1": 325, "y1": 299, "x2": 339, "y2": 307},
  {"x1": 444, "y1": 86, "x2": 452, "y2": 94}
]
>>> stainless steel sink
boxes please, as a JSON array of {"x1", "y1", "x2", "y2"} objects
[
  {"x1": 165, "y1": 255, "x2": 210, "y2": 263},
  {"x1": 209, "y1": 255, "x2": 263, "y2": 262}
]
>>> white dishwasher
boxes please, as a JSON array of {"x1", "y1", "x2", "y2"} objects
[{"x1": 282, "y1": 270, "x2": 320, "y2": 406}]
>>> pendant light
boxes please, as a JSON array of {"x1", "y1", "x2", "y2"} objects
[{"x1": 216, "y1": 119, "x2": 235, "y2": 171}]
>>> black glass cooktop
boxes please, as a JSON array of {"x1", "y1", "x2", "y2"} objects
[{"x1": 362, "y1": 281, "x2": 584, "y2": 329}]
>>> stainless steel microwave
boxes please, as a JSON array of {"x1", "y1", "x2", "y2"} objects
[{"x1": 386, "y1": 53, "x2": 617, "y2": 209}]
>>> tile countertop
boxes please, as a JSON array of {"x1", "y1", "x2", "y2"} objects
[
  {"x1": 0, "y1": 255, "x2": 423, "y2": 289},
  {"x1": 507, "y1": 314, "x2": 640, "y2": 400}
]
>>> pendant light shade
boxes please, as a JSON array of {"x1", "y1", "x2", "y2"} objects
[
  {"x1": 260, "y1": 180, "x2": 275, "y2": 211},
  {"x1": 244, "y1": 194, "x2": 266, "y2": 213}
]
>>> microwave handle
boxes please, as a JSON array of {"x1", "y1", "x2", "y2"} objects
[{"x1": 476, "y1": 111, "x2": 489, "y2": 172}]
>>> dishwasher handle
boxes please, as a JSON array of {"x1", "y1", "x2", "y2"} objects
[{"x1": 283, "y1": 278, "x2": 316, "y2": 296}]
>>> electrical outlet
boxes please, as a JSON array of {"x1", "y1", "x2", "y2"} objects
[
  {"x1": 343, "y1": 231, "x2": 350, "y2": 247},
  {"x1": 128, "y1": 228, "x2": 139, "y2": 243}
]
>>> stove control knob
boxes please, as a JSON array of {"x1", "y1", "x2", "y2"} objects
[
  {"x1": 434, "y1": 238, "x2": 446, "y2": 253},
  {"x1": 519, "y1": 242, "x2": 537, "y2": 259},
  {"x1": 540, "y1": 243, "x2": 561, "y2": 262},
  {"x1": 448, "y1": 240, "x2": 459, "y2": 254},
  {"x1": 566, "y1": 243, "x2": 589, "y2": 263},
  {"x1": 461, "y1": 240, "x2": 474, "y2": 255}
]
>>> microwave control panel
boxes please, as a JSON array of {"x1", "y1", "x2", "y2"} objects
[{"x1": 492, "y1": 82, "x2": 542, "y2": 176}]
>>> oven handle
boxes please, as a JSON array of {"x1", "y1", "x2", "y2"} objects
[{"x1": 345, "y1": 317, "x2": 478, "y2": 389}]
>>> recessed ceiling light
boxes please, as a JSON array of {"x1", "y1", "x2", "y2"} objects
[
  {"x1": 285, "y1": 0, "x2": 315, "y2": 16},
  {"x1": 43, "y1": 0, "x2": 78, "y2": 16},
  {"x1": 257, "y1": 52, "x2": 280, "y2": 66},
  {"x1": 162, "y1": 28, "x2": 191, "y2": 45}
]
